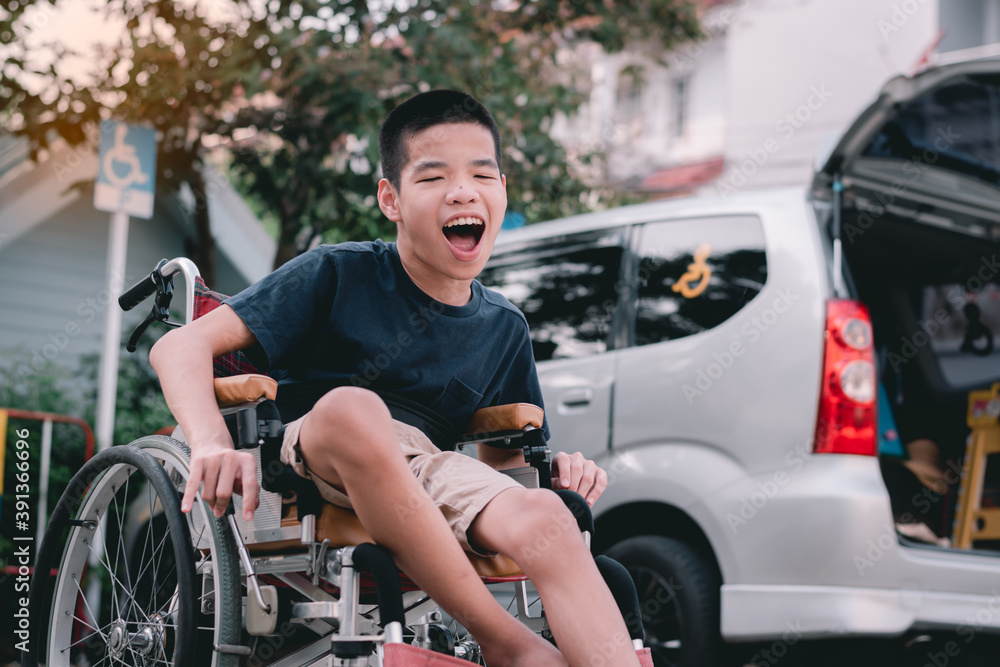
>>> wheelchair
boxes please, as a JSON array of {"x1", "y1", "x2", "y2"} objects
[{"x1": 25, "y1": 257, "x2": 653, "y2": 667}]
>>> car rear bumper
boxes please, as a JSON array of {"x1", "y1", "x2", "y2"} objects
[{"x1": 721, "y1": 584, "x2": 1000, "y2": 641}]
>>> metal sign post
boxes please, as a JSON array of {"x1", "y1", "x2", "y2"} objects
[
  {"x1": 89, "y1": 121, "x2": 157, "y2": 623},
  {"x1": 93, "y1": 121, "x2": 157, "y2": 452}
]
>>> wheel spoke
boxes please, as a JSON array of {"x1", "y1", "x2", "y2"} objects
[
  {"x1": 45, "y1": 441, "x2": 239, "y2": 667},
  {"x1": 85, "y1": 531, "x2": 149, "y2": 627},
  {"x1": 71, "y1": 571, "x2": 109, "y2": 641}
]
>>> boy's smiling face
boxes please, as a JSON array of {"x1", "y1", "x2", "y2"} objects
[{"x1": 378, "y1": 122, "x2": 506, "y2": 303}]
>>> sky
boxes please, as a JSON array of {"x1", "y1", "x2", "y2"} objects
[{"x1": 18, "y1": 0, "x2": 128, "y2": 90}]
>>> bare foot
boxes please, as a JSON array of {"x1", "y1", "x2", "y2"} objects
[{"x1": 479, "y1": 631, "x2": 568, "y2": 667}]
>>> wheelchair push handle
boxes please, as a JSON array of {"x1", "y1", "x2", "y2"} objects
[
  {"x1": 119, "y1": 259, "x2": 166, "y2": 311},
  {"x1": 120, "y1": 257, "x2": 202, "y2": 352}
]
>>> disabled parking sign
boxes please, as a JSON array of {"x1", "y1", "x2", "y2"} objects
[{"x1": 94, "y1": 121, "x2": 157, "y2": 219}]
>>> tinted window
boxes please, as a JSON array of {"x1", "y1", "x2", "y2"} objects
[
  {"x1": 634, "y1": 216, "x2": 767, "y2": 345},
  {"x1": 863, "y1": 76, "x2": 1000, "y2": 188},
  {"x1": 480, "y1": 233, "x2": 625, "y2": 361}
]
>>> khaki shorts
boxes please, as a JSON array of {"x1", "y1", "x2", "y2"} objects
[{"x1": 281, "y1": 415, "x2": 523, "y2": 556}]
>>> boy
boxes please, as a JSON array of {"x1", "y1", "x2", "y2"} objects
[{"x1": 150, "y1": 90, "x2": 640, "y2": 667}]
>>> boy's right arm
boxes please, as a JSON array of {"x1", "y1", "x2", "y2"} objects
[{"x1": 149, "y1": 304, "x2": 261, "y2": 520}]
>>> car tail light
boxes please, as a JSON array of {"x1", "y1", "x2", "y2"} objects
[{"x1": 814, "y1": 300, "x2": 877, "y2": 455}]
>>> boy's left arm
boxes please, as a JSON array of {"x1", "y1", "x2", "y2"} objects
[{"x1": 477, "y1": 444, "x2": 608, "y2": 507}]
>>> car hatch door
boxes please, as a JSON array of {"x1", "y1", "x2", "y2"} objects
[{"x1": 811, "y1": 57, "x2": 1000, "y2": 238}]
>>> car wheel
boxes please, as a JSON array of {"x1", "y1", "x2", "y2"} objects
[{"x1": 605, "y1": 535, "x2": 721, "y2": 667}]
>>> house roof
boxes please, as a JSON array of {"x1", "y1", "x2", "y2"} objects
[
  {"x1": 640, "y1": 156, "x2": 725, "y2": 195},
  {"x1": 0, "y1": 135, "x2": 275, "y2": 284}
]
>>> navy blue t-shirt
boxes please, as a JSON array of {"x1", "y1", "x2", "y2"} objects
[{"x1": 225, "y1": 240, "x2": 546, "y2": 445}]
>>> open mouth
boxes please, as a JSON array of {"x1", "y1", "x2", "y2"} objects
[{"x1": 443, "y1": 216, "x2": 486, "y2": 254}]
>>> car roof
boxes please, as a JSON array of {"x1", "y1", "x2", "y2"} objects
[{"x1": 494, "y1": 185, "x2": 808, "y2": 246}]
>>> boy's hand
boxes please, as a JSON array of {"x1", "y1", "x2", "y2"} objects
[
  {"x1": 551, "y1": 451, "x2": 608, "y2": 506},
  {"x1": 182, "y1": 441, "x2": 260, "y2": 521}
]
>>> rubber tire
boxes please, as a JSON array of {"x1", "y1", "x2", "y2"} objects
[
  {"x1": 135, "y1": 436, "x2": 243, "y2": 667},
  {"x1": 25, "y1": 444, "x2": 197, "y2": 667},
  {"x1": 24, "y1": 438, "x2": 242, "y2": 667},
  {"x1": 604, "y1": 536, "x2": 722, "y2": 667}
]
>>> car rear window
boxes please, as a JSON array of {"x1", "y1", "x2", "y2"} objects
[
  {"x1": 863, "y1": 75, "x2": 1000, "y2": 189},
  {"x1": 633, "y1": 215, "x2": 767, "y2": 345}
]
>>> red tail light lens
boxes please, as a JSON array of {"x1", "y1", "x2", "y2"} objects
[{"x1": 814, "y1": 300, "x2": 877, "y2": 455}]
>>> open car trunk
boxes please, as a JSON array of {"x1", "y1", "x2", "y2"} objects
[{"x1": 811, "y1": 56, "x2": 1000, "y2": 551}]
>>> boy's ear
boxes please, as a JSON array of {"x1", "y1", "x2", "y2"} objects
[{"x1": 377, "y1": 179, "x2": 402, "y2": 222}]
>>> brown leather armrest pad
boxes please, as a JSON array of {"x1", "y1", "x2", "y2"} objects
[
  {"x1": 214, "y1": 374, "x2": 278, "y2": 408},
  {"x1": 465, "y1": 403, "x2": 543, "y2": 434}
]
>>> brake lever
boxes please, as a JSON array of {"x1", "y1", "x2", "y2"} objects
[{"x1": 125, "y1": 272, "x2": 176, "y2": 353}]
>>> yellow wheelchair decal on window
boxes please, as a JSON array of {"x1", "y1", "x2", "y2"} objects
[{"x1": 672, "y1": 243, "x2": 712, "y2": 298}]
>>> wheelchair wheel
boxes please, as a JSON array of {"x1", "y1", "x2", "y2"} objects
[
  {"x1": 135, "y1": 436, "x2": 243, "y2": 666},
  {"x1": 26, "y1": 437, "x2": 242, "y2": 667}
]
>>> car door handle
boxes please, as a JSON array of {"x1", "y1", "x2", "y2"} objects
[{"x1": 560, "y1": 388, "x2": 594, "y2": 408}]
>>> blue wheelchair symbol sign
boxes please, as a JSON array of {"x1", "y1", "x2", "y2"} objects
[{"x1": 94, "y1": 122, "x2": 157, "y2": 219}]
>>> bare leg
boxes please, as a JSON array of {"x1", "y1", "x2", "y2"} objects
[
  {"x1": 297, "y1": 387, "x2": 566, "y2": 667},
  {"x1": 470, "y1": 488, "x2": 641, "y2": 667}
]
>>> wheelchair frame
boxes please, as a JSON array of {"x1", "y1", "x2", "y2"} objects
[{"x1": 25, "y1": 257, "x2": 650, "y2": 667}]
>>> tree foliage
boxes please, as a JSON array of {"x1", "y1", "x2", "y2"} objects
[{"x1": 3, "y1": 0, "x2": 702, "y2": 276}]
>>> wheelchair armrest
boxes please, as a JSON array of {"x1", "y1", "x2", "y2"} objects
[
  {"x1": 465, "y1": 403, "x2": 543, "y2": 433},
  {"x1": 215, "y1": 374, "x2": 278, "y2": 408},
  {"x1": 455, "y1": 404, "x2": 551, "y2": 489}
]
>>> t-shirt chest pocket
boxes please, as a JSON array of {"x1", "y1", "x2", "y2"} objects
[{"x1": 435, "y1": 377, "x2": 484, "y2": 428}]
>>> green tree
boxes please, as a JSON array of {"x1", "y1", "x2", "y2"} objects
[{"x1": 4, "y1": 0, "x2": 702, "y2": 275}]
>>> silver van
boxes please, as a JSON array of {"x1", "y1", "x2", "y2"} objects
[{"x1": 481, "y1": 56, "x2": 1000, "y2": 666}]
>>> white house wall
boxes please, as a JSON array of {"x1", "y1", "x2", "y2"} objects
[
  {"x1": 0, "y1": 190, "x2": 248, "y2": 373},
  {"x1": 553, "y1": 0, "x2": 944, "y2": 195},
  {"x1": 669, "y1": 36, "x2": 727, "y2": 167},
  {"x1": 718, "y1": 0, "x2": 940, "y2": 192}
]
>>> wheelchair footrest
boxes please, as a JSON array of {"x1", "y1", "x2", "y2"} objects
[{"x1": 290, "y1": 600, "x2": 340, "y2": 622}]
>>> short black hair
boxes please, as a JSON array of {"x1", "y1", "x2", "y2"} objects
[{"x1": 378, "y1": 90, "x2": 502, "y2": 190}]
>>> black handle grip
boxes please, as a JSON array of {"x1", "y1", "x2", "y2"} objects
[{"x1": 119, "y1": 259, "x2": 167, "y2": 311}]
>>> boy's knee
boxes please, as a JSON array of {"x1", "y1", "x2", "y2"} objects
[
  {"x1": 513, "y1": 490, "x2": 581, "y2": 548},
  {"x1": 312, "y1": 387, "x2": 390, "y2": 430},
  {"x1": 301, "y1": 387, "x2": 395, "y2": 462}
]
